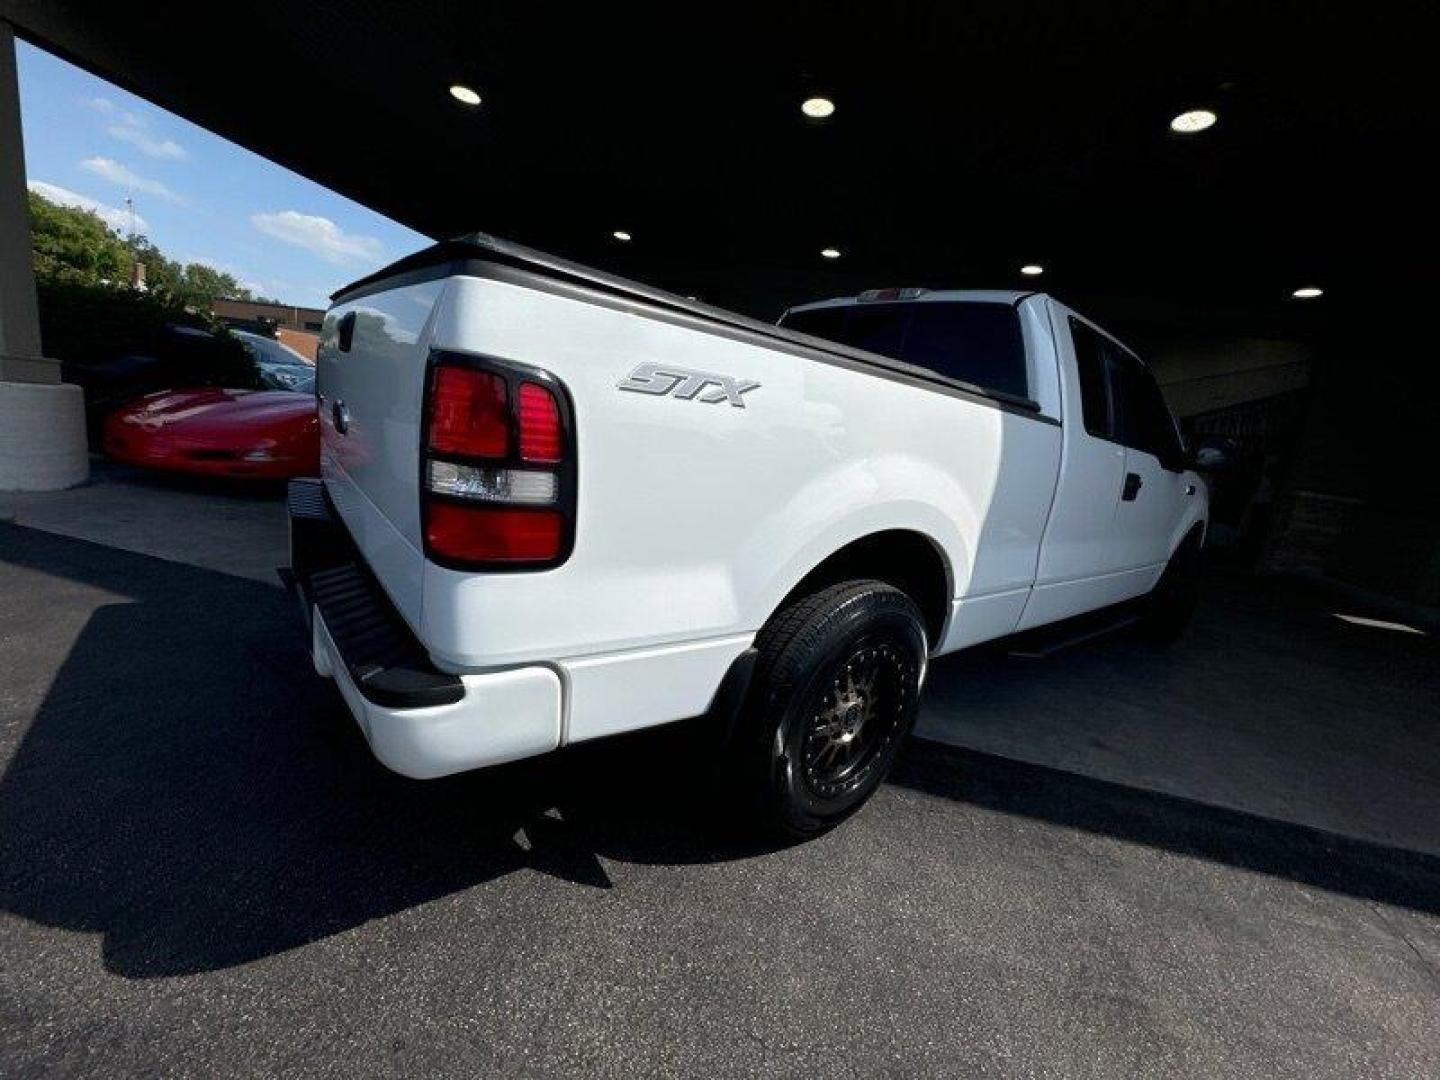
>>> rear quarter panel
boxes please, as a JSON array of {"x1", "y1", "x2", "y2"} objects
[{"x1": 419, "y1": 275, "x2": 1061, "y2": 668}]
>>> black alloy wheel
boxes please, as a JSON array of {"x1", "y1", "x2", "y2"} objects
[{"x1": 739, "y1": 580, "x2": 927, "y2": 839}]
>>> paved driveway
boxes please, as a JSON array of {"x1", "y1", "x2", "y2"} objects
[{"x1": 1, "y1": 522, "x2": 1437, "y2": 1077}]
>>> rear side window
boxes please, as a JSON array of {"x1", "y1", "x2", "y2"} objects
[
  {"x1": 781, "y1": 301, "x2": 1028, "y2": 399},
  {"x1": 1068, "y1": 318, "x2": 1112, "y2": 437},
  {"x1": 1068, "y1": 317, "x2": 1183, "y2": 464}
]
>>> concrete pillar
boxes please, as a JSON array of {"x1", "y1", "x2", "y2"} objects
[{"x1": 0, "y1": 21, "x2": 87, "y2": 489}]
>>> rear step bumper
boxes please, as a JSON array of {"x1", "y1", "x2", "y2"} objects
[
  {"x1": 286, "y1": 478, "x2": 562, "y2": 778},
  {"x1": 288, "y1": 479, "x2": 462, "y2": 708}
]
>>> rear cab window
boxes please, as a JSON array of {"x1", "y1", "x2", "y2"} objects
[{"x1": 781, "y1": 300, "x2": 1029, "y2": 401}]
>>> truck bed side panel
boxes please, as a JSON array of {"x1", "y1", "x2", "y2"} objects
[{"x1": 417, "y1": 275, "x2": 1062, "y2": 673}]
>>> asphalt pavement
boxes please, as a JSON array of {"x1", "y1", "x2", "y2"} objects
[{"x1": 2, "y1": 522, "x2": 1438, "y2": 1078}]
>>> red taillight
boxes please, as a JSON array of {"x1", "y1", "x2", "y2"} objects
[
  {"x1": 425, "y1": 503, "x2": 563, "y2": 563},
  {"x1": 518, "y1": 382, "x2": 563, "y2": 462},
  {"x1": 428, "y1": 366, "x2": 508, "y2": 458},
  {"x1": 422, "y1": 356, "x2": 573, "y2": 569}
]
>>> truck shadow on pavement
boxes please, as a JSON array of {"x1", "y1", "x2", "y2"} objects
[{"x1": 1, "y1": 522, "x2": 1438, "y2": 978}]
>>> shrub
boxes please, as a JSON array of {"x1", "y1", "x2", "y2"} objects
[{"x1": 38, "y1": 278, "x2": 261, "y2": 388}]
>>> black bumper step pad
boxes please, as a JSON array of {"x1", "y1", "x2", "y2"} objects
[{"x1": 287, "y1": 479, "x2": 463, "y2": 709}]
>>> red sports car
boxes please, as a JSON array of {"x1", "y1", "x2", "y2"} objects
[{"x1": 102, "y1": 385, "x2": 319, "y2": 480}]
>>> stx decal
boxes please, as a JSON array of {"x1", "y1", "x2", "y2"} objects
[{"x1": 617, "y1": 362, "x2": 760, "y2": 408}]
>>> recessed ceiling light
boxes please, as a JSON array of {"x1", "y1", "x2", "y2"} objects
[
  {"x1": 1020, "y1": 264, "x2": 1045, "y2": 276},
  {"x1": 820, "y1": 247, "x2": 841, "y2": 259},
  {"x1": 449, "y1": 84, "x2": 482, "y2": 107},
  {"x1": 1169, "y1": 108, "x2": 1217, "y2": 134},
  {"x1": 1292, "y1": 286, "x2": 1323, "y2": 299},
  {"x1": 802, "y1": 96, "x2": 836, "y2": 119},
  {"x1": 612, "y1": 230, "x2": 632, "y2": 242}
]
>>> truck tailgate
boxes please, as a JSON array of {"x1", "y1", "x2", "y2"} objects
[{"x1": 316, "y1": 279, "x2": 447, "y2": 632}]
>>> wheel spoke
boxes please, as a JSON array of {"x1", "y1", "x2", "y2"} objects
[
  {"x1": 800, "y1": 637, "x2": 913, "y2": 796},
  {"x1": 858, "y1": 666, "x2": 878, "y2": 700}
]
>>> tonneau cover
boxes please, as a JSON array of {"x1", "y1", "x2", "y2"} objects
[{"x1": 332, "y1": 233, "x2": 1043, "y2": 415}]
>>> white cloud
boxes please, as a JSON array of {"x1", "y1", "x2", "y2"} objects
[
  {"x1": 80, "y1": 156, "x2": 183, "y2": 202},
  {"x1": 84, "y1": 95, "x2": 186, "y2": 158},
  {"x1": 86, "y1": 98, "x2": 141, "y2": 128},
  {"x1": 250, "y1": 210, "x2": 384, "y2": 265},
  {"x1": 107, "y1": 123, "x2": 187, "y2": 160},
  {"x1": 28, "y1": 180, "x2": 147, "y2": 233}
]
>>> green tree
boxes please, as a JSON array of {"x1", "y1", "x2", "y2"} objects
[
  {"x1": 28, "y1": 190, "x2": 256, "y2": 308},
  {"x1": 26, "y1": 191, "x2": 262, "y2": 389},
  {"x1": 123, "y1": 234, "x2": 183, "y2": 295},
  {"x1": 27, "y1": 190, "x2": 131, "y2": 284},
  {"x1": 179, "y1": 261, "x2": 250, "y2": 306},
  {"x1": 123, "y1": 238, "x2": 254, "y2": 307}
]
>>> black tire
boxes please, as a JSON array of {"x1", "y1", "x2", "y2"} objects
[
  {"x1": 737, "y1": 580, "x2": 927, "y2": 840},
  {"x1": 1141, "y1": 531, "x2": 1203, "y2": 644}
]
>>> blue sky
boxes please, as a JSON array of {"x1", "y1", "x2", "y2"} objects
[{"x1": 16, "y1": 40, "x2": 431, "y2": 309}]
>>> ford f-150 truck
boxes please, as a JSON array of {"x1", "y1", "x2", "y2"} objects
[{"x1": 288, "y1": 233, "x2": 1208, "y2": 838}]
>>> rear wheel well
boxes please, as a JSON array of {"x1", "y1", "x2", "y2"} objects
[{"x1": 777, "y1": 531, "x2": 951, "y2": 648}]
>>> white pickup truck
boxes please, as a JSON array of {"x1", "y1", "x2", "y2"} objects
[{"x1": 288, "y1": 234, "x2": 1209, "y2": 837}]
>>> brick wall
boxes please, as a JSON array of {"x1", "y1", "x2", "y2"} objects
[{"x1": 275, "y1": 328, "x2": 318, "y2": 362}]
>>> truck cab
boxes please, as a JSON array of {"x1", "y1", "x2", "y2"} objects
[{"x1": 780, "y1": 290, "x2": 1203, "y2": 629}]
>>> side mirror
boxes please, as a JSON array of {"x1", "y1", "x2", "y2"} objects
[{"x1": 1186, "y1": 435, "x2": 1240, "y2": 473}]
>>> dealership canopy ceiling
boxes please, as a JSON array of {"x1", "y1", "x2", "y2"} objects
[{"x1": 4, "y1": 1, "x2": 1435, "y2": 330}]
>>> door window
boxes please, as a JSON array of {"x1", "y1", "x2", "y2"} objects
[{"x1": 1111, "y1": 352, "x2": 1184, "y2": 466}]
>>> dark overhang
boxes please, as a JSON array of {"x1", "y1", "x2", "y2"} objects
[{"x1": 3, "y1": 0, "x2": 1434, "y2": 340}]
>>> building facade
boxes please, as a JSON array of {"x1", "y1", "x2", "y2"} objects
[{"x1": 212, "y1": 298, "x2": 325, "y2": 361}]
